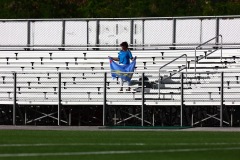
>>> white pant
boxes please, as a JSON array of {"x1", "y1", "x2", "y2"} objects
[
  {"x1": 120, "y1": 78, "x2": 131, "y2": 86},
  {"x1": 118, "y1": 64, "x2": 131, "y2": 86}
]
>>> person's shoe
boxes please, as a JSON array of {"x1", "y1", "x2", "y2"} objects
[
  {"x1": 119, "y1": 87, "x2": 123, "y2": 92},
  {"x1": 126, "y1": 87, "x2": 131, "y2": 91}
]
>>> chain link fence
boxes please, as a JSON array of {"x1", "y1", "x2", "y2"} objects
[
  {"x1": 1, "y1": 16, "x2": 240, "y2": 48},
  {"x1": 0, "y1": 21, "x2": 28, "y2": 46}
]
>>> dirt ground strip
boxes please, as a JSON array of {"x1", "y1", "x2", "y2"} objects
[{"x1": 0, "y1": 125, "x2": 240, "y2": 132}]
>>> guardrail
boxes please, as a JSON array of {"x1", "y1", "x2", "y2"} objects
[
  {"x1": 158, "y1": 54, "x2": 188, "y2": 99},
  {"x1": 194, "y1": 35, "x2": 223, "y2": 74},
  {"x1": 1, "y1": 71, "x2": 240, "y2": 126},
  {"x1": 1, "y1": 16, "x2": 240, "y2": 47}
]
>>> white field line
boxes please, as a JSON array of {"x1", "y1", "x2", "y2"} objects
[
  {"x1": 0, "y1": 147, "x2": 240, "y2": 157},
  {"x1": 0, "y1": 143, "x2": 145, "y2": 147},
  {"x1": 1, "y1": 142, "x2": 240, "y2": 147}
]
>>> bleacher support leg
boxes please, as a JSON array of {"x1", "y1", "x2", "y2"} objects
[
  {"x1": 103, "y1": 72, "x2": 107, "y2": 126},
  {"x1": 180, "y1": 72, "x2": 184, "y2": 127},
  {"x1": 220, "y1": 72, "x2": 224, "y2": 127},
  {"x1": 13, "y1": 72, "x2": 17, "y2": 125},
  {"x1": 141, "y1": 73, "x2": 145, "y2": 126},
  {"x1": 58, "y1": 72, "x2": 62, "y2": 126}
]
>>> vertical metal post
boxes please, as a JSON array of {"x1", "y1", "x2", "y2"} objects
[
  {"x1": 27, "y1": 21, "x2": 31, "y2": 47},
  {"x1": 191, "y1": 111, "x2": 194, "y2": 127},
  {"x1": 141, "y1": 73, "x2": 145, "y2": 126},
  {"x1": 96, "y1": 20, "x2": 100, "y2": 47},
  {"x1": 220, "y1": 35, "x2": 223, "y2": 60},
  {"x1": 68, "y1": 109, "x2": 72, "y2": 126},
  {"x1": 87, "y1": 20, "x2": 89, "y2": 50},
  {"x1": 13, "y1": 72, "x2": 17, "y2": 125},
  {"x1": 220, "y1": 72, "x2": 224, "y2": 127},
  {"x1": 130, "y1": 20, "x2": 134, "y2": 46},
  {"x1": 152, "y1": 107, "x2": 155, "y2": 126},
  {"x1": 200, "y1": 19, "x2": 203, "y2": 44},
  {"x1": 216, "y1": 18, "x2": 220, "y2": 44},
  {"x1": 24, "y1": 106, "x2": 27, "y2": 125},
  {"x1": 180, "y1": 72, "x2": 184, "y2": 127},
  {"x1": 142, "y1": 19, "x2": 145, "y2": 50},
  {"x1": 62, "y1": 20, "x2": 66, "y2": 48},
  {"x1": 195, "y1": 47, "x2": 197, "y2": 75},
  {"x1": 103, "y1": 72, "x2": 107, "y2": 126},
  {"x1": 58, "y1": 72, "x2": 61, "y2": 126},
  {"x1": 172, "y1": 18, "x2": 177, "y2": 47}
]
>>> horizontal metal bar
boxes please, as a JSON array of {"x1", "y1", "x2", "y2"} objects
[{"x1": 0, "y1": 15, "x2": 240, "y2": 21}]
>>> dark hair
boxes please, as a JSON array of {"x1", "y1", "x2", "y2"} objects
[{"x1": 120, "y1": 42, "x2": 128, "y2": 48}]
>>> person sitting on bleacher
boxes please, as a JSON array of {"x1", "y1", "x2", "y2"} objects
[{"x1": 110, "y1": 42, "x2": 135, "y2": 91}]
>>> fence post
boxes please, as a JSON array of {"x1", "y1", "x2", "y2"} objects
[
  {"x1": 27, "y1": 21, "x2": 31, "y2": 48},
  {"x1": 130, "y1": 20, "x2": 134, "y2": 47},
  {"x1": 13, "y1": 72, "x2": 17, "y2": 125},
  {"x1": 62, "y1": 20, "x2": 66, "y2": 49},
  {"x1": 87, "y1": 20, "x2": 89, "y2": 50},
  {"x1": 103, "y1": 72, "x2": 107, "y2": 126},
  {"x1": 142, "y1": 19, "x2": 145, "y2": 49},
  {"x1": 220, "y1": 72, "x2": 224, "y2": 127},
  {"x1": 96, "y1": 20, "x2": 100, "y2": 48},
  {"x1": 172, "y1": 18, "x2": 177, "y2": 48},
  {"x1": 141, "y1": 73, "x2": 145, "y2": 126},
  {"x1": 180, "y1": 72, "x2": 184, "y2": 127},
  {"x1": 58, "y1": 72, "x2": 61, "y2": 126},
  {"x1": 200, "y1": 19, "x2": 203, "y2": 44},
  {"x1": 216, "y1": 18, "x2": 220, "y2": 44}
]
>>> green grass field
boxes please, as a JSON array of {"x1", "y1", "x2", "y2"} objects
[{"x1": 0, "y1": 130, "x2": 240, "y2": 160}]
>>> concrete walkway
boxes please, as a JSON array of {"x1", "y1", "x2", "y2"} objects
[{"x1": 0, "y1": 125, "x2": 240, "y2": 132}]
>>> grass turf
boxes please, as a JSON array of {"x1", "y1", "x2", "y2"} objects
[{"x1": 0, "y1": 130, "x2": 240, "y2": 160}]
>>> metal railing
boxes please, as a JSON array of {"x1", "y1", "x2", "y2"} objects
[
  {"x1": 1, "y1": 71, "x2": 240, "y2": 126},
  {"x1": 158, "y1": 54, "x2": 187, "y2": 98},
  {"x1": 194, "y1": 35, "x2": 223, "y2": 74},
  {"x1": 1, "y1": 16, "x2": 240, "y2": 48}
]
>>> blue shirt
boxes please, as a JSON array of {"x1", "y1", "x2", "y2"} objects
[{"x1": 118, "y1": 50, "x2": 133, "y2": 65}]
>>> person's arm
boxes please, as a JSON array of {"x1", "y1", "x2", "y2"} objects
[
  {"x1": 109, "y1": 56, "x2": 119, "y2": 61},
  {"x1": 128, "y1": 50, "x2": 134, "y2": 61},
  {"x1": 112, "y1": 57, "x2": 119, "y2": 61}
]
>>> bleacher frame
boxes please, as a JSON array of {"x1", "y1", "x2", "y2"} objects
[{"x1": 0, "y1": 70, "x2": 240, "y2": 127}]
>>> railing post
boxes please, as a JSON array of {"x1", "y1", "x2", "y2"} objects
[
  {"x1": 87, "y1": 20, "x2": 89, "y2": 50},
  {"x1": 158, "y1": 71, "x2": 160, "y2": 99},
  {"x1": 220, "y1": 72, "x2": 224, "y2": 127},
  {"x1": 58, "y1": 72, "x2": 61, "y2": 126},
  {"x1": 216, "y1": 18, "x2": 220, "y2": 44},
  {"x1": 62, "y1": 20, "x2": 66, "y2": 48},
  {"x1": 172, "y1": 18, "x2": 177, "y2": 48},
  {"x1": 96, "y1": 20, "x2": 100, "y2": 48},
  {"x1": 27, "y1": 21, "x2": 31, "y2": 47},
  {"x1": 141, "y1": 73, "x2": 145, "y2": 126},
  {"x1": 13, "y1": 72, "x2": 17, "y2": 125},
  {"x1": 142, "y1": 19, "x2": 145, "y2": 50},
  {"x1": 180, "y1": 72, "x2": 184, "y2": 127},
  {"x1": 103, "y1": 72, "x2": 107, "y2": 126},
  {"x1": 130, "y1": 20, "x2": 134, "y2": 46},
  {"x1": 195, "y1": 47, "x2": 197, "y2": 75},
  {"x1": 220, "y1": 35, "x2": 223, "y2": 60},
  {"x1": 200, "y1": 19, "x2": 203, "y2": 44}
]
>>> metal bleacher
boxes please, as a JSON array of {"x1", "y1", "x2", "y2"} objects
[
  {"x1": 1, "y1": 15, "x2": 240, "y2": 127},
  {"x1": 1, "y1": 44, "x2": 240, "y2": 127}
]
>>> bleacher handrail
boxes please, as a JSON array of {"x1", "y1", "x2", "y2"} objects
[
  {"x1": 158, "y1": 54, "x2": 188, "y2": 98},
  {"x1": 194, "y1": 35, "x2": 223, "y2": 74},
  {"x1": 0, "y1": 43, "x2": 232, "y2": 51}
]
